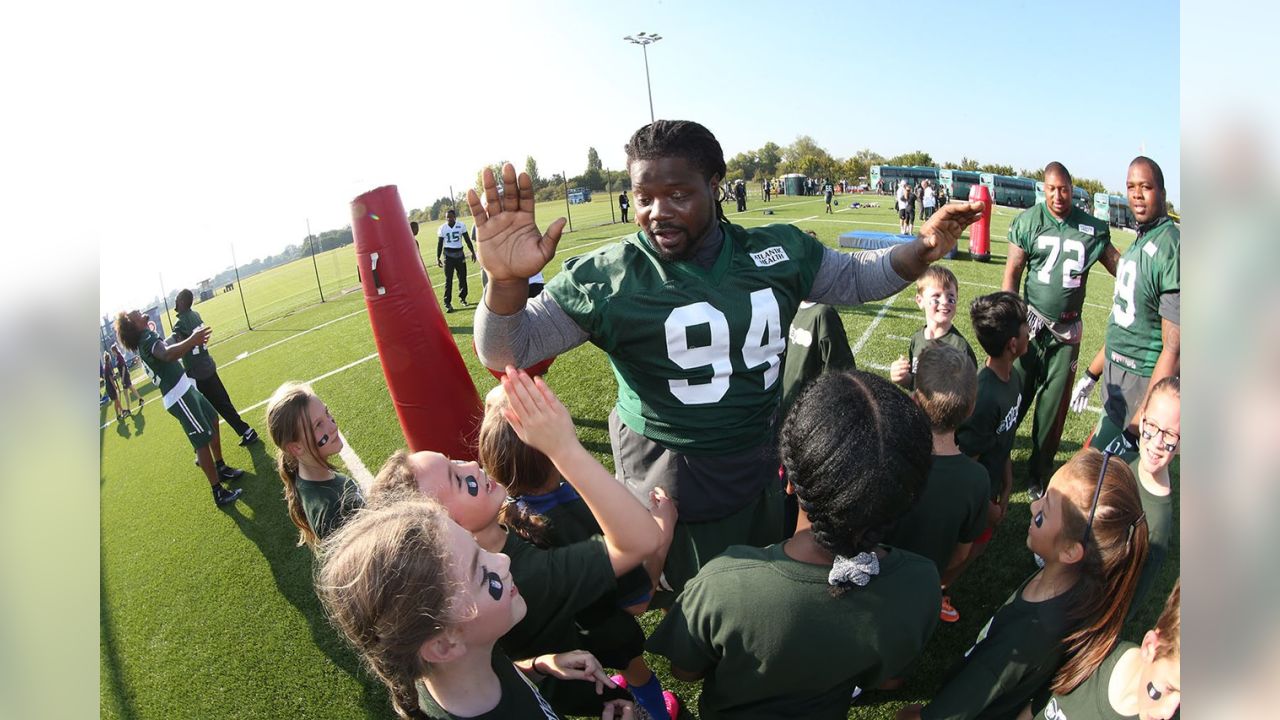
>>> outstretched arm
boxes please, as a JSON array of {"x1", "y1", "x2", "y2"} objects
[
  {"x1": 466, "y1": 163, "x2": 567, "y2": 316},
  {"x1": 150, "y1": 326, "x2": 211, "y2": 363}
]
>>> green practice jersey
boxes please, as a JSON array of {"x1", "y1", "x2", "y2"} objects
[
  {"x1": 295, "y1": 473, "x2": 365, "y2": 541},
  {"x1": 547, "y1": 223, "x2": 825, "y2": 454},
  {"x1": 780, "y1": 302, "x2": 855, "y2": 416},
  {"x1": 1009, "y1": 204, "x2": 1112, "y2": 323},
  {"x1": 416, "y1": 646, "x2": 560, "y2": 719},
  {"x1": 1032, "y1": 642, "x2": 1138, "y2": 720},
  {"x1": 1131, "y1": 459, "x2": 1174, "y2": 616},
  {"x1": 648, "y1": 543, "x2": 939, "y2": 720},
  {"x1": 136, "y1": 327, "x2": 192, "y2": 408},
  {"x1": 1105, "y1": 218, "x2": 1180, "y2": 377},
  {"x1": 909, "y1": 325, "x2": 979, "y2": 383},
  {"x1": 886, "y1": 454, "x2": 990, "y2": 573},
  {"x1": 173, "y1": 308, "x2": 217, "y2": 379},
  {"x1": 498, "y1": 532, "x2": 615, "y2": 661},
  {"x1": 957, "y1": 366, "x2": 1024, "y2": 498},
  {"x1": 924, "y1": 574, "x2": 1077, "y2": 720}
]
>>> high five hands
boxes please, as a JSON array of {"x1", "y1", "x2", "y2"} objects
[{"x1": 466, "y1": 163, "x2": 567, "y2": 285}]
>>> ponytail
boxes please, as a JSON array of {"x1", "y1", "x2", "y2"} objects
[
  {"x1": 497, "y1": 500, "x2": 551, "y2": 548},
  {"x1": 1052, "y1": 450, "x2": 1150, "y2": 694},
  {"x1": 478, "y1": 386, "x2": 556, "y2": 547},
  {"x1": 265, "y1": 382, "x2": 333, "y2": 549}
]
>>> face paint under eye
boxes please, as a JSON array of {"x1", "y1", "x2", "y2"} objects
[
  {"x1": 1034, "y1": 510, "x2": 1044, "y2": 528},
  {"x1": 1147, "y1": 682, "x2": 1162, "y2": 700},
  {"x1": 465, "y1": 475, "x2": 479, "y2": 496},
  {"x1": 485, "y1": 570, "x2": 503, "y2": 601},
  {"x1": 317, "y1": 434, "x2": 330, "y2": 447}
]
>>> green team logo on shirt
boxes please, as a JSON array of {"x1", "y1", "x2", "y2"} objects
[{"x1": 1042, "y1": 698, "x2": 1067, "y2": 720}]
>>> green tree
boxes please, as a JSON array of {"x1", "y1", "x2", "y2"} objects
[
  {"x1": 888, "y1": 150, "x2": 934, "y2": 167},
  {"x1": 783, "y1": 135, "x2": 833, "y2": 167},
  {"x1": 524, "y1": 156, "x2": 541, "y2": 188},
  {"x1": 1074, "y1": 176, "x2": 1107, "y2": 197},
  {"x1": 757, "y1": 141, "x2": 782, "y2": 177},
  {"x1": 587, "y1": 147, "x2": 603, "y2": 173},
  {"x1": 726, "y1": 151, "x2": 759, "y2": 182},
  {"x1": 979, "y1": 163, "x2": 1015, "y2": 175},
  {"x1": 959, "y1": 156, "x2": 981, "y2": 171}
]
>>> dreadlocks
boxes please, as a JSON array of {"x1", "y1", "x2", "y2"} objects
[{"x1": 625, "y1": 120, "x2": 729, "y2": 223}]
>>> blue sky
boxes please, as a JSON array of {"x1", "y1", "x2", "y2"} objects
[{"x1": 82, "y1": 0, "x2": 1178, "y2": 313}]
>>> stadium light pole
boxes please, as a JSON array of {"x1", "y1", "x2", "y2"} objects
[{"x1": 623, "y1": 32, "x2": 662, "y2": 123}]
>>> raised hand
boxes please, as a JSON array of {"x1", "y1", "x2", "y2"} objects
[
  {"x1": 500, "y1": 366, "x2": 577, "y2": 461},
  {"x1": 466, "y1": 163, "x2": 568, "y2": 284},
  {"x1": 917, "y1": 200, "x2": 985, "y2": 263}
]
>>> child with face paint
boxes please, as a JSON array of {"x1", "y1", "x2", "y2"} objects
[
  {"x1": 316, "y1": 496, "x2": 632, "y2": 720},
  {"x1": 899, "y1": 449, "x2": 1150, "y2": 720},
  {"x1": 1018, "y1": 579, "x2": 1181, "y2": 720},
  {"x1": 266, "y1": 382, "x2": 364, "y2": 547},
  {"x1": 647, "y1": 370, "x2": 943, "y2": 720},
  {"x1": 1127, "y1": 377, "x2": 1179, "y2": 619},
  {"x1": 479, "y1": 384, "x2": 680, "y2": 720},
  {"x1": 371, "y1": 367, "x2": 666, "y2": 719}
]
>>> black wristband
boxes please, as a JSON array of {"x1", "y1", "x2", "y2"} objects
[{"x1": 1085, "y1": 369, "x2": 1100, "y2": 382}]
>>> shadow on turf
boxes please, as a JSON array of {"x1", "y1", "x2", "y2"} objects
[
  {"x1": 219, "y1": 442, "x2": 390, "y2": 717},
  {"x1": 101, "y1": 547, "x2": 139, "y2": 720}
]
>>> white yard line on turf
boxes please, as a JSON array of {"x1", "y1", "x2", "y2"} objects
[
  {"x1": 851, "y1": 291, "x2": 902, "y2": 356},
  {"x1": 337, "y1": 431, "x2": 375, "y2": 491}
]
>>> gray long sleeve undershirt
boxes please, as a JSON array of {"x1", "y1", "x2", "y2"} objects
[{"x1": 474, "y1": 240, "x2": 909, "y2": 371}]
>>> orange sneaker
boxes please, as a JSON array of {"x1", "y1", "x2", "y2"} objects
[{"x1": 940, "y1": 595, "x2": 960, "y2": 623}]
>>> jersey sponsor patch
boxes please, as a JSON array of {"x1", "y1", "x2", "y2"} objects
[
  {"x1": 749, "y1": 246, "x2": 790, "y2": 267},
  {"x1": 1078, "y1": 223, "x2": 1095, "y2": 236},
  {"x1": 1144, "y1": 241, "x2": 1157, "y2": 257}
]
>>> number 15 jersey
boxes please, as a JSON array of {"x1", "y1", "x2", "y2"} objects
[{"x1": 546, "y1": 223, "x2": 825, "y2": 455}]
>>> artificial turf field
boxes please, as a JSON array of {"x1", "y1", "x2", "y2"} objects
[{"x1": 99, "y1": 192, "x2": 1179, "y2": 719}]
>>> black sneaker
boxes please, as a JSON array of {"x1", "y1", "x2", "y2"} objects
[
  {"x1": 460, "y1": 298, "x2": 470, "y2": 307},
  {"x1": 238, "y1": 428, "x2": 260, "y2": 446},
  {"x1": 218, "y1": 464, "x2": 245, "y2": 481},
  {"x1": 193, "y1": 455, "x2": 200, "y2": 467},
  {"x1": 445, "y1": 304, "x2": 455, "y2": 313},
  {"x1": 213, "y1": 486, "x2": 244, "y2": 507}
]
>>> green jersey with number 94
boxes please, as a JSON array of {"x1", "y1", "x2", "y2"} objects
[
  {"x1": 547, "y1": 223, "x2": 825, "y2": 454},
  {"x1": 1106, "y1": 217, "x2": 1180, "y2": 377}
]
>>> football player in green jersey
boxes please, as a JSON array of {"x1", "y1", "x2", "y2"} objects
[
  {"x1": 471, "y1": 120, "x2": 984, "y2": 595},
  {"x1": 113, "y1": 310, "x2": 245, "y2": 507},
  {"x1": 1003, "y1": 162, "x2": 1118, "y2": 496},
  {"x1": 1072, "y1": 157, "x2": 1180, "y2": 455}
]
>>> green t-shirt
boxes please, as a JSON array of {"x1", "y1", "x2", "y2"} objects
[
  {"x1": 1032, "y1": 642, "x2": 1138, "y2": 720},
  {"x1": 956, "y1": 366, "x2": 1024, "y2": 499},
  {"x1": 923, "y1": 574, "x2": 1077, "y2": 720},
  {"x1": 1131, "y1": 459, "x2": 1174, "y2": 615},
  {"x1": 886, "y1": 454, "x2": 990, "y2": 574},
  {"x1": 416, "y1": 646, "x2": 560, "y2": 719},
  {"x1": 780, "y1": 302, "x2": 855, "y2": 416},
  {"x1": 908, "y1": 325, "x2": 979, "y2": 389},
  {"x1": 497, "y1": 532, "x2": 616, "y2": 661},
  {"x1": 532, "y1": 489, "x2": 652, "y2": 608},
  {"x1": 1009, "y1": 204, "x2": 1112, "y2": 323},
  {"x1": 546, "y1": 222, "x2": 826, "y2": 454},
  {"x1": 647, "y1": 543, "x2": 940, "y2": 720},
  {"x1": 172, "y1": 308, "x2": 216, "y2": 379},
  {"x1": 294, "y1": 472, "x2": 364, "y2": 541},
  {"x1": 136, "y1": 327, "x2": 188, "y2": 396},
  {"x1": 1105, "y1": 218, "x2": 1180, "y2": 377}
]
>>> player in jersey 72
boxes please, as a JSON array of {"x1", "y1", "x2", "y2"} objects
[
  {"x1": 1002, "y1": 162, "x2": 1117, "y2": 496},
  {"x1": 470, "y1": 120, "x2": 984, "y2": 597}
]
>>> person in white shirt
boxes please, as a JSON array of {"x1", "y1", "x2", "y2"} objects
[{"x1": 437, "y1": 209, "x2": 477, "y2": 313}]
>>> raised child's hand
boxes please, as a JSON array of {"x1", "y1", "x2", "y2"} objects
[
  {"x1": 890, "y1": 355, "x2": 911, "y2": 384},
  {"x1": 501, "y1": 366, "x2": 577, "y2": 460},
  {"x1": 650, "y1": 487, "x2": 678, "y2": 540}
]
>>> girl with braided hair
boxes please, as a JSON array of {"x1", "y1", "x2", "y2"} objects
[
  {"x1": 265, "y1": 382, "x2": 364, "y2": 548},
  {"x1": 647, "y1": 370, "x2": 942, "y2": 720}
]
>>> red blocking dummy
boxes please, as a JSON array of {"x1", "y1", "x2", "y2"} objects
[
  {"x1": 967, "y1": 184, "x2": 993, "y2": 262},
  {"x1": 352, "y1": 185, "x2": 482, "y2": 461}
]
